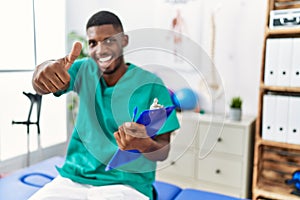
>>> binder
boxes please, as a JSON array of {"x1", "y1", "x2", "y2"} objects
[
  {"x1": 291, "y1": 38, "x2": 300, "y2": 87},
  {"x1": 277, "y1": 38, "x2": 293, "y2": 86},
  {"x1": 269, "y1": 8, "x2": 300, "y2": 30},
  {"x1": 287, "y1": 96, "x2": 300, "y2": 144},
  {"x1": 262, "y1": 94, "x2": 277, "y2": 141},
  {"x1": 274, "y1": 95, "x2": 289, "y2": 142},
  {"x1": 264, "y1": 39, "x2": 279, "y2": 86}
]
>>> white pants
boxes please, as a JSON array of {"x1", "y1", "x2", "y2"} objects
[{"x1": 28, "y1": 175, "x2": 149, "y2": 200}]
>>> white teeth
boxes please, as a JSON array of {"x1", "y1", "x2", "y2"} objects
[{"x1": 99, "y1": 56, "x2": 112, "y2": 62}]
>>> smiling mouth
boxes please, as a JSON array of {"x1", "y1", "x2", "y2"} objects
[{"x1": 98, "y1": 55, "x2": 112, "y2": 63}]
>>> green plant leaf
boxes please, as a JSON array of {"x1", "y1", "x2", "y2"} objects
[
  {"x1": 230, "y1": 96, "x2": 242, "y2": 109},
  {"x1": 68, "y1": 31, "x2": 89, "y2": 58}
]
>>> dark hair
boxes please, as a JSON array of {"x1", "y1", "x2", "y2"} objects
[{"x1": 86, "y1": 11, "x2": 123, "y2": 31}]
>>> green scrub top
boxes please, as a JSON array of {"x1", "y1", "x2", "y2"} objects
[{"x1": 55, "y1": 58, "x2": 180, "y2": 199}]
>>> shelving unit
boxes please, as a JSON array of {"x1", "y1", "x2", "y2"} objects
[{"x1": 252, "y1": 0, "x2": 300, "y2": 199}]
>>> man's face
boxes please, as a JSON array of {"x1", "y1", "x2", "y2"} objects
[{"x1": 87, "y1": 24, "x2": 128, "y2": 74}]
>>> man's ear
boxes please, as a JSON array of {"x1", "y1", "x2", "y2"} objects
[{"x1": 122, "y1": 34, "x2": 129, "y2": 47}]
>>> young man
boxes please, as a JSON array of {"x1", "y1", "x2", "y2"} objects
[{"x1": 30, "y1": 11, "x2": 179, "y2": 200}]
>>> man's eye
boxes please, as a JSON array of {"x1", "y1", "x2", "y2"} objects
[
  {"x1": 103, "y1": 38, "x2": 112, "y2": 45},
  {"x1": 88, "y1": 41, "x2": 97, "y2": 47},
  {"x1": 103, "y1": 38, "x2": 117, "y2": 45}
]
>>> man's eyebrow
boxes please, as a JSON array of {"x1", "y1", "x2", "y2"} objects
[
  {"x1": 103, "y1": 36, "x2": 117, "y2": 40},
  {"x1": 88, "y1": 36, "x2": 114, "y2": 44}
]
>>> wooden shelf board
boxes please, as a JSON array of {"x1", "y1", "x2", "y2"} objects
[
  {"x1": 254, "y1": 188, "x2": 300, "y2": 200},
  {"x1": 275, "y1": 0, "x2": 299, "y2": 2},
  {"x1": 273, "y1": 0, "x2": 300, "y2": 10},
  {"x1": 260, "y1": 83, "x2": 300, "y2": 93},
  {"x1": 267, "y1": 27, "x2": 300, "y2": 36},
  {"x1": 255, "y1": 179, "x2": 300, "y2": 200},
  {"x1": 257, "y1": 139, "x2": 300, "y2": 151}
]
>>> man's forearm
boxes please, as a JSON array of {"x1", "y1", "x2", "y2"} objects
[{"x1": 139, "y1": 132, "x2": 171, "y2": 161}]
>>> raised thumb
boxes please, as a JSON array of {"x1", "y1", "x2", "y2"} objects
[{"x1": 65, "y1": 41, "x2": 82, "y2": 69}]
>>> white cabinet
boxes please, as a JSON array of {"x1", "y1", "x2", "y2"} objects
[
  {"x1": 156, "y1": 112, "x2": 256, "y2": 199},
  {"x1": 197, "y1": 156, "x2": 243, "y2": 188}
]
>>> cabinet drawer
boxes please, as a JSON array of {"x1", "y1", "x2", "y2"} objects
[
  {"x1": 157, "y1": 148, "x2": 195, "y2": 178},
  {"x1": 199, "y1": 124, "x2": 244, "y2": 156},
  {"x1": 197, "y1": 156, "x2": 242, "y2": 188}
]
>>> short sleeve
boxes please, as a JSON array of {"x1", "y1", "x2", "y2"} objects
[{"x1": 151, "y1": 77, "x2": 180, "y2": 135}]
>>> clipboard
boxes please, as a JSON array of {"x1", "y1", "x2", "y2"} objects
[{"x1": 105, "y1": 106, "x2": 175, "y2": 171}]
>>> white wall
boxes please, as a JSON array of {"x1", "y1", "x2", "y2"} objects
[
  {"x1": 65, "y1": 0, "x2": 267, "y2": 116},
  {"x1": 0, "y1": 0, "x2": 67, "y2": 164},
  {"x1": 200, "y1": 0, "x2": 267, "y2": 116},
  {"x1": 66, "y1": 0, "x2": 158, "y2": 36}
]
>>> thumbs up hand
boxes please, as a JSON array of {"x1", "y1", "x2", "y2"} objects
[{"x1": 32, "y1": 42, "x2": 82, "y2": 95}]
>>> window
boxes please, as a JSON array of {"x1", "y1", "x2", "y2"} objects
[
  {"x1": 0, "y1": 0, "x2": 35, "y2": 70},
  {"x1": 0, "y1": 0, "x2": 66, "y2": 161}
]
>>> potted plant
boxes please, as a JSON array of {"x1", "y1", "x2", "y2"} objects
[
  {"x1": 67, "y1": 31, "x2": 89, "y2": 59},
  {"x1": 229, "y1": 96, "x2": 242, "y2": 121},
  {"x1": 66, "y1": 31, "x2": 88, "y2": 116}
]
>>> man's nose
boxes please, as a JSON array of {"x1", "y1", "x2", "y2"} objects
[{"x1": 95, "y1": 42, "x2": 103, "y2": 54}]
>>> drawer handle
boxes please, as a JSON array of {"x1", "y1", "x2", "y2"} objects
[
  {"x1": 217, "y1": 137, "x2": 222, "y2": 142},
  {"x1": 215, "y1": 169, "x2": 221, "y2": 174}
]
